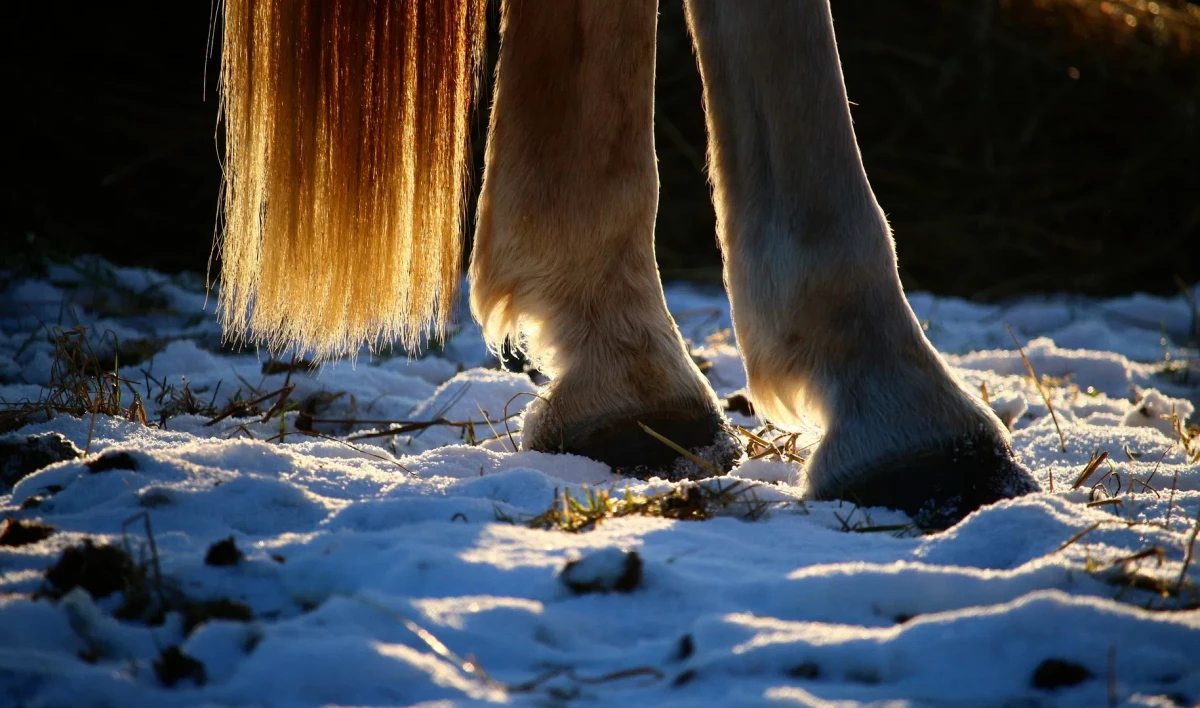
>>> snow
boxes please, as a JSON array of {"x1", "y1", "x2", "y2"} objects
[{"x1": 1, "y1": 257, "x2": 1198, "y2": 707}]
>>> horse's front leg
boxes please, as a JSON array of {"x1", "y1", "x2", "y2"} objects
[
  {"x1": 471, "y1": 0, "x2": 736, "y2": 475},
  {"x1": 685, "y1": 0, "x2": 1037, "y2": 527}
]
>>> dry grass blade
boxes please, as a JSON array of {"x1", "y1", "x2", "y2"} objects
[
  {"x1": 732, "y1": 424, "x2": 810, "y2": 465},
  {"x1": 1007, "y1": 325, "x2": 1067, "y2": 452},
  {"x1": 1072, "y1": 449, "x2": 1110, "y2": 489},
  {"x1": 1166, "y1": 464, "x2": 1181, "y2": 527},
  {"x1": 344, "y1": 594, "x2": 501, "y2": 690},
  {"x1": 345, "y1": 591, "x2": 668, "y2": 698},
  {"x1": 1176, "y1": 504, "x2": 1200, "y2": 594},
  {"x1": 1088, "y1": 546, "x2": 1194, "y2": 608},
  {"x1": 1051, "y1": 525, "x2": 1104, "y2": 556},
  {"x1": 637, "y1": 423, "x2": 720, "y2": 476}
]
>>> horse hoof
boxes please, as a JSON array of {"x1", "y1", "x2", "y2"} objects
[
  {"x1": 820, "y1": 432, "x2": 1039, "y2": 531},
  {"x1": 547, "y1": 410, "x2": 740, "y2": 480}
]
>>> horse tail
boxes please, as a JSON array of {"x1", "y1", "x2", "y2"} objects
[{"x1": 218, "y1": 0, "x2": 489, "y2": 358}]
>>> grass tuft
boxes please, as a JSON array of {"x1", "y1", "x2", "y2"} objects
[
  {"x1": 516, "y1": 480, "x2": 769, "y2": 534},
  {"x1": 1, "y1": 326, "x2": 149, "y2": 445}
]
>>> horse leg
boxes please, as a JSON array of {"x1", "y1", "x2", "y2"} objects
[
  {"x1": 471, "y1": 0, "x2": 736, "y2": 475},
  {"x1": 684, "y1": 0, "x2": 1036, "y2": 526}
]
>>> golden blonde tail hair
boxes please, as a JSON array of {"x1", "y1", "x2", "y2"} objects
[{"x1": 218, "y1": 0, "x2": 489, "y2": 358}]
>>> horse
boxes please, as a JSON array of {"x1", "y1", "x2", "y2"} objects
[{"x1": 217, "y1": 0, "x2": 1038, "y2": 529}]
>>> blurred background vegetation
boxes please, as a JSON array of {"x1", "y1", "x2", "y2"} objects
[{"x1": 6, "y1": 0, "x2": 1198, "y2": 299}]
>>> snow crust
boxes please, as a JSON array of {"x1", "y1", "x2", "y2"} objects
[{"x1": 1, "y1": 259, "x2": 1198, "y2": 707}]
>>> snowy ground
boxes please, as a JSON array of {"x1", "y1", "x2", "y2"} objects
[{"x1": 1, "y1": 258, "x2": 1199, "y2": 707}]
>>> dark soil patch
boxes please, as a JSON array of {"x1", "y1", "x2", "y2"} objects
[
  {"x1": 559, "y1": 550, "x2": 643, "y2": 595},
  {"x1": 43, "y1": 540, "x2": 136, "y2": 599},
  {"x1": 181, "y1": 599, "x2": 254, "y2": 636},
  {"x1": 673, "y1": 634, "x2": 694, "y2": 662},
  {"x1": 86, "y1": 450, "x2": 138, "y2": 473},
  {"x1": 723, "y1": 394, "x2": 755, "y2": 418},
  {"x1": 672, "y1": 669, "x2": 697, "y2": 688},
  {"x1": 1032, "y1": 658, "x2": 1094, "y2": 690},
  {"x1": 787, "y1": 662, "x2": 821, "y2": 680},
  {"x1": 153, "y1": 646, "x2": 207, "y2": 688},
  {"x1": 0, "y1": 518, "x2": 56, "y2": 547},
  {"x1": 204, "y1": 537, "x2": 244, "y2": 567},
  {"x1": 0, "y1": 433, "x2": 81, "y2": 491}
]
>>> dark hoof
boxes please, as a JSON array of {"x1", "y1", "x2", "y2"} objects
[
  {"x1": 560, "y1": 411, "x2": 739, "y2": 480},
  {"x1": 824, "y1": 432, "x2": 1039, "y2": 531}
]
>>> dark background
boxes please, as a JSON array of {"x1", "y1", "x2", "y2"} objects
[{"x1": 5, "y1": 0, "x2": 1198, "y2": 299}]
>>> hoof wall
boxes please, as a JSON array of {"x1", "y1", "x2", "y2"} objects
[
  {"x1": 824, "y1": 433, "x2": 1039, "y2": 531},
  {"x1": 558, "y1": 411, "x2": 739, "y2": 480}
]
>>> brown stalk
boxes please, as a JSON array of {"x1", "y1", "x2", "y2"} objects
[{"x1": 1007, "y1": 325, "x2": 1067, "y2": 452}]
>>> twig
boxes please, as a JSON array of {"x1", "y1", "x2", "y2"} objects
[
  {"x1": 266, "y1": 430, "x2": 414, "y2": 475},
  {"x1": 310, "y1": 411, "x2": 520, "y2": 442},
  {"x1": 204, "y1": 385, "x2": 293, "y2": 426},
  {"x1": 475, "y1": 403, "x2": 509, "y2": 453},
  {"x1": 1143, "y1": 446, "x2": 1170, "y2": 490},
  {"x1": 317, "y1": 417, "x2": 480, "y2": 427},
  {"x1": 1129, "y1": 477, "x2": 1161, "y2": 499},
  {"x1": 345, "y1": 418, "x2": 459, "y2": 441},
  {"x1": 832, "y1": 508, "x2": 859, "y2": 532},
  {"x1": 412, "y1": 382, "x2": 473, "y2": 443},
  {"x1": 1007, "y1": 325, "x2": 1067, "y2": 452}
]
